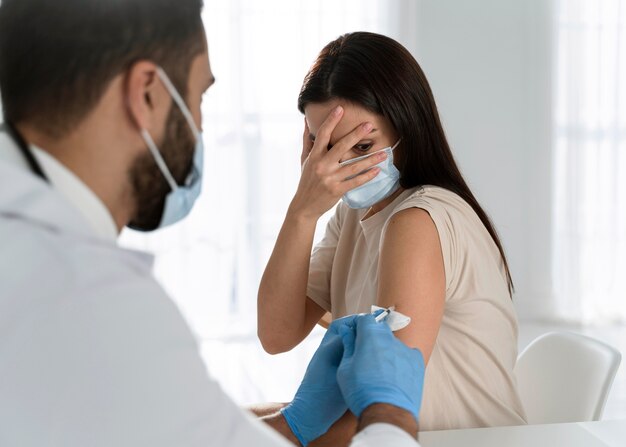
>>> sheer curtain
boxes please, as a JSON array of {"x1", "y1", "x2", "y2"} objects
[
  {"x1": 120, "y1": 0, "x2": 417, "y2": 404},
  {"x1": 553, "y1": 0, "x2": 626, "y2": 323}
]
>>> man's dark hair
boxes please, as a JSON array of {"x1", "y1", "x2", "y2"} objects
[{"x1": 0, "y1": 0, "x2": 205, "y2": 137}]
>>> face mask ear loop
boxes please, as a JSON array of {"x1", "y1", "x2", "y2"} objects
[
  {"x1": 340, "y1": 138, "x2": 403, "y2": 167},
  {"x1": 156, "y1": 67, "x2": 200, "y2": 140},
  {"x1": 141, "y1": 128, "x2": 178, "y2": 192}
]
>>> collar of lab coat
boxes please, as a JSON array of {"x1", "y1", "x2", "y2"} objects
[
  {"x1": 0, "y1": 156, "x2": 155, "y2": 270},
  {"x1": 0, "y1": 158, "x2": 108, "y2": 241},
  {"x1": 0, "y1": 131, "x2": 118, "y2": 242}
]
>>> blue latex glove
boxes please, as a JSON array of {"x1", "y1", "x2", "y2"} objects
[
  {"x1": 336, "y1": 313, "x2": 425, "y2": 421},
  {"x1": 281, "y1": 315, "x2": 358, "y2": 446}
]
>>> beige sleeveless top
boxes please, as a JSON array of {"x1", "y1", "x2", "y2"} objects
[{"x1": 307, "y1": 186, "x2": 527, "y2": 431}]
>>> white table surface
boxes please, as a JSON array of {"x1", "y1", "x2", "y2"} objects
[{"x1": 417, "y1": 419, "x2": 626, "y2": 447}]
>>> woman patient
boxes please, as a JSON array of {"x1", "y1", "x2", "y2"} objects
[{"x1": 257, "y1": 31, "x2": 526, "y2": 438}]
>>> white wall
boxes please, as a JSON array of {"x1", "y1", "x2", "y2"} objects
[{"x1": 412, "y1": 0, "x2": 556, "y2": 320}]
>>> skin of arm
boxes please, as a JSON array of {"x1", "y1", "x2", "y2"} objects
[
  {"x1": 257, "y1": 209, "x2": 328, "y2": 354},
  {"x1": 358, "y1": 404, "x2": 418, "y2": 438},
  {"x1": 376, "y1": 207, "x2": 446, "y2": 363},
  {"x1": 310, "y1": 207, "x2": 445, "y2": 446},
  {"x1": 260, "y1": 404, "x2": 417, "y2": 446},
  {"x1": 261, "y1": 412, "x2": 301, "y2": 445}
]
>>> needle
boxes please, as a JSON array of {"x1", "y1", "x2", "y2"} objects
[{"x1": 374, "y1": 308, "x2": 391, "y2": 323}]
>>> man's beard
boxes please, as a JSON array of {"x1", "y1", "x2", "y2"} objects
[{"x1": 127, "y1": 106, "x2": 195, "y2": 231}]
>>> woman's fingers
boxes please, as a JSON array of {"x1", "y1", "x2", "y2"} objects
[
  {"x1": 326, "y1": 121, "x2": 374, "y2": 164},
  {"x1": 340, "y1": 166, "x2": 381, "y2": 193},
  {"x1": 335, "y1": 150, "x2": 387, "y2": 181},
  {"x1": 301, "y1": 118, "x2": 314, "y2": 166},
  {"x1": 310, "y1": 106, "x2": 344, "y2": 157}
]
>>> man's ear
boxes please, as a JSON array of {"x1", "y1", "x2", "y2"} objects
[{"x1": 124, "y1": 61, "x2": 169, "y2": 132}]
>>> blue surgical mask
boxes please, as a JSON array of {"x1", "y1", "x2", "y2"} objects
[
  {"x1": 139, "y1": 67, "x2": 204, "y2": 229},
  {"x1": 340, "y1": 139, "x2": 401, "y2": 209}
]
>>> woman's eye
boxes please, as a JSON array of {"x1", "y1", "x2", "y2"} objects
[{"x1": 355, "y1": 143, "x2": 373, "y2": 152}]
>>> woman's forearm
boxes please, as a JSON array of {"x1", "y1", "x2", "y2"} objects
[
  {"x1": 258, "y1": 207, "x2": 318, "y2": 353},
  {"x1": 258, "y1": 109, "x2": 377, "y2": 353}
]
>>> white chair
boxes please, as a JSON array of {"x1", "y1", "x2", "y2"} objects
[{"x1": 515, "y1": 331, "x2": 621, "y2": 424}]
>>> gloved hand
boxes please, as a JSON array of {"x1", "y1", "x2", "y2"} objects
[
  {"x1": 281, "y1": 315, "x2": 358, "y2": 446},
  {"x1": 336, "y1": 313, "x2": 425, "y2": 421}
]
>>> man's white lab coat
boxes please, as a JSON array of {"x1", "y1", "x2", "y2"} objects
[{"x1": 0, "y1": 132, "x2": 418, "y2": 446}]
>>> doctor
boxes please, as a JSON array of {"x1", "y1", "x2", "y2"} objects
[{"x1": 0, "y1": 0, "x2": 426, "y2": 446}]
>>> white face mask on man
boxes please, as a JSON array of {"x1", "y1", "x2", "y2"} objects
[
  {"x1": 133, "y1": 67, "x2": 204, "y2": 231},
  {"x1": 340, "y1": 139, "x2": 402, "y2": 209}
]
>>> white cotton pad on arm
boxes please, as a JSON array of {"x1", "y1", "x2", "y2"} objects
[{"x1": 371, "y1": 305, "x2": 411, "y2": 332}]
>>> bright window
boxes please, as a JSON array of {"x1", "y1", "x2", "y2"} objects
[{"x1": 553, "y1": 0, "x2": 626, "y2": 323}]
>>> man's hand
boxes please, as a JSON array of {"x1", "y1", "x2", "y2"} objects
[
  {"x1": 336, "y1": 314, "x2": 425, "y2": 424},
  {"x1": 281, "y1": 315, "x2": 358, "y2": 446}
]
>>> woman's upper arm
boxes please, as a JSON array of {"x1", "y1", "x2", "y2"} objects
[{"x1": 377, "y1": 207, "x2": 446, "y2": 363}]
